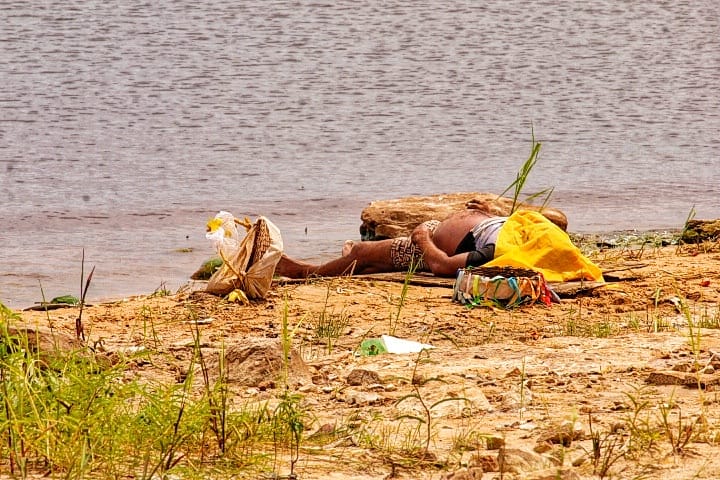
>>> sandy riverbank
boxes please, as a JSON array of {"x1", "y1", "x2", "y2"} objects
[{"x1": 6, "y1": 240, "x2": 720, "y2": 479}]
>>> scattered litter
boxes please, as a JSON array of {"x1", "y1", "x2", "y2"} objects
[
  {"x1": 185, "y1": 317, "x2": 214, "y2": 325},
  {"x1": 124, "y1": 346, "x2": 147, "y2": 354},
  {"x1": 518, "y1": 421, "x2": 537, "y2": 431},
  {"x1": 226, "y1": 289, "x2": 249, "y2": 304},
  {"x1": 667, "y1": 296, "x2": 683, "y2": 312},
  {"x1": 50, "y1": 295, "x2": 80, "y2": 305},
  {"x1": 359, "y1": 335, "x2": 434, "y2": 356},
  {"x1": 24, "y1": 295, "x2": 89, "y2": 311}
]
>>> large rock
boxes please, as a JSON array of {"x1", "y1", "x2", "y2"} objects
[
  {"x1": 359, "y1": 192, "x2": 568, "y2": 240},
  {"x1": 207, "y1": 338, "x2": 312, "y2": 388},
  {"x1": 5, "y1": 325, "x2": 82, "y2": 354}
]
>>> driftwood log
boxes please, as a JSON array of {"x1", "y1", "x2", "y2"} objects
[{"x1": 359, "y1": 192, "x2": 568, "y2": 240}]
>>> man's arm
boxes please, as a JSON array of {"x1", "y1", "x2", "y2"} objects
[{"x1": 411, "y1": 223, "x2": 469, "y2": 277}]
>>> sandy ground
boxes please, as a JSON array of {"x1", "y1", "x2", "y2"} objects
[{"x1": 15, "y1": 241, "x2": 720, "y2": 479}]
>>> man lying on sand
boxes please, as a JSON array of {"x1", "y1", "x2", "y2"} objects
[{"x1": 276, "y1": 209, "x2": 604, "y2": 283}]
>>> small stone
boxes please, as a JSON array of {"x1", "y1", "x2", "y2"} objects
[
  {"x1": 547, "y1": 445, "x2": 565, "y2": 466},
  {"x1": 671, "y1": 362, "x2": 692, "y2": 372},
  {"x1": 533, "y1": 441, "x2": 553, "y2": 454},
  {"x1": 646, "y1": 371, "x2": 694, "y2": 385},
  {"x1": 345, "y1": 389, "x2": 381, "y2": 406},
  {"x1": 346, "y1": 368, "x2": 382, "y2": 386},
  {"x1": 609, "y1": 423, "x2": 625, "y2": 435},
  {"x1": 571, "y1": 450, "x2": 588, "y2": 467},
  {"x1": 500, "y1": 389, "x2": 533, "y2": 411},
  {"x1": 469, "y1": 453, "x2": 498, "y2": 472},
  {"x1": 498, "y1": 448, "x2": 549, "y2": 474},
  {"x1": 485, "y1": 435, "x2": 505, "y2": 450},
  {"x1": 702, "y1": 365, "x2": 715, "y2": 374},
  {"x1": 519, "y1": 421, "x2": 537, "y2": 431},
  {"x1": 440, "y1": 467, "x2": 483, "y2": 480},
  {"x1": 536, "y1": 421, "x2": 584, "y2": 447},
  {"x1": 311, "y1": 373, "x2": 326, "y2": 384},
  {"x1": 524, "y1": 467, "x2": 581, "y2": 480},
  {"x1": 313, "y1": 423, "x2": 335, "y2": 436}
]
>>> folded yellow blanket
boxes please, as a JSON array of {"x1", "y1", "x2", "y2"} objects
[{"x1": 485, "y1": 210, "x2": 604, "y2": 283}]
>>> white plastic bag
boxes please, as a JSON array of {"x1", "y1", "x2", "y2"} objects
[{"x1": 205, "y1": 211, "x2": 283, "y2": 299}]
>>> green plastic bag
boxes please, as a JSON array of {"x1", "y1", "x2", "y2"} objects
[{"x1": 359, "y1": 338, "x2": 387, "y2": 356}]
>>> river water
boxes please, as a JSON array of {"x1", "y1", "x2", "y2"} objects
[{"x1": 1, "y1": 0, "x2": 719, "y2": 309}]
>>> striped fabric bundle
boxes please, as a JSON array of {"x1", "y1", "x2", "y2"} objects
[{"x1": 452, "y1": 266, "x2": 557, "y2": 308}]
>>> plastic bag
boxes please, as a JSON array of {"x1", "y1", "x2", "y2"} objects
[{"x1": 204, "y1": 211, "x2": 284, "y2": 299}]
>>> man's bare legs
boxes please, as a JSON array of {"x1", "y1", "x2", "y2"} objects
[
  {"x1": 275, "y1": 210, "x2": 499, "y2": 279},
  {"x1": 275, "y1": 238, "x2": 398, "y2": 278}
]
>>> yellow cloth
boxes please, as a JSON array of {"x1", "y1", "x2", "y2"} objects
[{"x1": 485, "y1": 210, "x2": 604, "y2": 283}]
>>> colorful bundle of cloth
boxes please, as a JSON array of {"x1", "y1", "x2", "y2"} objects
[{"x1": 453, "y1": 266, "x2": 557, "y2": 308}]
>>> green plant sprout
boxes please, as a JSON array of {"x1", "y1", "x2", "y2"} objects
[
  {"x1": 312, "y1": 283, "x2": 350, "y2": 354},
  {"x1": 394, "y1": 350, "x2": 470, "y2": 458},
  {"x1": 389, "y1": 256, "x2": 419, "y2": 336},
  {"x1": 498, "y1": 125, "x2": 554, "y2": 214},
  {"x1": 676, "y1": 205, "x2": 697, "y2": 254}
]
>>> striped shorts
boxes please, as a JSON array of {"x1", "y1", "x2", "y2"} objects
[{"x1": 389, "y1": 220, "x2": 440, "y2": 271}]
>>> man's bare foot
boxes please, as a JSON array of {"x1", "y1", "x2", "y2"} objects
[{"x1": 342, "y1": 240, "x2": 355, "y2": 256}]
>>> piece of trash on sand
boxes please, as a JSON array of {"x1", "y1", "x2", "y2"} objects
[
  {"x1": 125, "y1": 346, "x2": 147, "y2": 354},
  {"x1": 184, "y1": 317, "x2": 214, "y2": 325},
  {"x1": 360, "y1": 338, "x2": 387, "y2": 356},
  {"x1": 226, "y1": 289, "x2": 249, "y2": 304},
  {"x1": 359, "y1": 335, "x2": 434, "y2": 356}
]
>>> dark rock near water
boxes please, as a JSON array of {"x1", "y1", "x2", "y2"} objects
[{"x1": 682, "y1": 219, "x2": 720, "y2": 243}]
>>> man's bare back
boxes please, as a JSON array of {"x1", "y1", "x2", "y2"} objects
[{"x1": 430, "y1": 210, "x2": 494, "y2": 256}]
